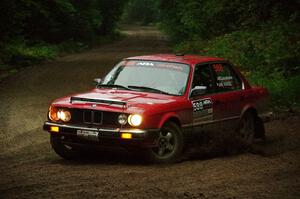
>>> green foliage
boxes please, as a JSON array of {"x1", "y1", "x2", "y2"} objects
[
  {"x1": 0, "y1": 41, "x2": 58, "y2": 66},
  {"x1": 159, "y1": 0, "x2": 300, "y2": 42},
  {"x1": 122, "y1": 0, "x2": 160, "y2": 25},
  {"x1": 97, "y1": 0, "x2": 128, "y2": 34},
  {"x1": 248, "y1": 72, "x2": 300, "y2": 110},
  {"x1": 0, "y1": 0, "x2": 128, "y2": 69},
  {"x1": 204, "y1": 23, "x2": 299, "y2": 73},
  {"x1": 160, "y1": 0, "x2": 300, "y2": 109},
  {"x1": 0, "y1": 0, "x2": 128, "y2": 43}
]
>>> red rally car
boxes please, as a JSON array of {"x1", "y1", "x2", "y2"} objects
[{"x1": 43, "y1": 54, "x2": 269, "y2": 163}]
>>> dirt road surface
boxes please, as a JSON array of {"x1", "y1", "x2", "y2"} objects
[{"x1": 0, "y1": 26, "x2": 299, "y2": 199}]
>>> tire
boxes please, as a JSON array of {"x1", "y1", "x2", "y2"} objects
[
  {"x1": 238, "y1": 111, "x2": 256, "y2": 146},
  {"x1": 50, "y1": 134, "x2": 81, "y2": 160},
  {"x1": 144, "y1": 122, "x2": 184, "y2": 163}
]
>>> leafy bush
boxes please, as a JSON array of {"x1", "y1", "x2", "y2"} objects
[
  {"x1": 159, "y1": 0, "x2": 300, "y2": 42},
  {"x1": 173, "y1": 22, "x2": 300, "y2": 109},
  {"x1": 0, "y1": 41, "x2": 58, "y2": 66},
  {"x1": 161, "y1": 0, "x2": 300, "y2": 109},
  {"x1": 248, "y1": 72, "x2": 300, "y2": 110},
  {"x1": 203, "y1": 23, "x2": 300, "y2": 73}
]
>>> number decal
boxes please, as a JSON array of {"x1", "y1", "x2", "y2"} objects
[
  {"x1": 192, "y1": 98, "x2": 213, "y2": 122},
  {"x1": 213, "y1": 64, "x2": 224, "y2": 73}
]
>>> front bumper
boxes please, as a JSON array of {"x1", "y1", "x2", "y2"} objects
[{"x1": 43, "y1": 121, "x2": 160, "y2": 148}]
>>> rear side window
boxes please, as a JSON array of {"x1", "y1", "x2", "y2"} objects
[{"x1": 211, "y1": 63, "x2": 242, "y2": 92}]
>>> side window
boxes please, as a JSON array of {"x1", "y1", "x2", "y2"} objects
[
  {"x1": 211, "y1": 63, "x2": 242, "y2": 92},
  {"x1": 192, "y1": 64, "x2": 215, "y2": 94}
]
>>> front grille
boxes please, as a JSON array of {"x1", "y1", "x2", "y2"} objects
[
  {"x1": 69, "y1": 109, "x2": 120, "y2": 126},
  {"x1": 83, "y1": 110, "x2": 103, "y2": 124}
]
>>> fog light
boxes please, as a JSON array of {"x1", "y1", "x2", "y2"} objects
[
  {"x1": 121, "y1": 133, "x2": 132, "y2": 139},
  {"x1": 118, "y1": 114, "x2": 128, "y2": 125},
  {"x1": 50, "y1": 126, "x2": 59, "y2": 133}
]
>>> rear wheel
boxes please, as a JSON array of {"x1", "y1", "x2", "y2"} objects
[
  {"x1": 145, "y1": 122, "x2": 184, "y2": 163},
  {"x1": 50, "y1": 134, "x2": 81, "y2": 160},
  {"x1": 238, "y1": 112, "x2": 256, "y2": 146}
]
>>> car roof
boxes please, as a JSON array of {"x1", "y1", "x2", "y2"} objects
[{"x1": 125, "y1": 54, "x2": 225, "y2": 65}]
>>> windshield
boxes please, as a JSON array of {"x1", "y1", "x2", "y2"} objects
[{"x1": 101, "y1": 60, "x2": 190, "y2": 96}]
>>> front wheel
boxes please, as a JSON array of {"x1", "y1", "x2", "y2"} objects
[
  {"x1": 50, "y1": 134, "x2": 81, "y2": 160},
  {"x1": 144, "y1": 122, "x2": 184, "y2": 163}
]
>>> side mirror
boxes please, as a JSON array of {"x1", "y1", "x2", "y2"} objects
[
  {"x1": 190, "y1": 86, "x2": 207, "y2": 97},
  {"x1": 94, "y1": 78, "x2": 101, "y2": 86}
]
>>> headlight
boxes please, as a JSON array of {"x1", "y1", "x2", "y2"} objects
[
  {"x1": 57, "y1": 109, "x2": 71, "y2": 122},
  {"x1": 128, "y1": 114, "x2": 142, "y2": 127},
  {"x1": 118, "y1": 114, "x2": 128, "y2": 125},
  {"x1": 48, "y1": 106, "x2": 59, "y2": 121},
  {"x1": 48, "y1": 107, "x2": 71, "y2": 122}
]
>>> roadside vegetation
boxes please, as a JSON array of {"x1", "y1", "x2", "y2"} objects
[
  {"x1": 156, "y1": 0, "x2": 300, "y2": 110},
  {"x1": 0, "y1": 0, "x2": 127, "y2": 78},
  {"x1": 123, "y1": 0, "x2": 300, "y2": 110},
  {"x1": 1, "y1": 0, "x2": 299, "y2": 110}
]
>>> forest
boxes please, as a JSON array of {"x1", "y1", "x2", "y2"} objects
[
  {"x1": 0, "y1": 0, "x2": 299, "y2": 109},
  {"x1": 0, "y1": 0, "x2": 127, "y2": 66}
]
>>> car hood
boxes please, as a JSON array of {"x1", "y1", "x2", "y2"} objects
[{"x1": 52, "y1": 88, "x2": 182, "y2": 114}]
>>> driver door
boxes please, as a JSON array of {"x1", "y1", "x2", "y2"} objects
[{"x1": 190, "y1": 63, "x2": 218, "y2": 133}]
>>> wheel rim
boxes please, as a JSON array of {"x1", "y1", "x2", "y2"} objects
[
  {"x1": 153, "y1": 130, "x2": 176, "y2": 158},
  {"x1": 240, "y1": 114, "x2": 255, "y2": 144}
]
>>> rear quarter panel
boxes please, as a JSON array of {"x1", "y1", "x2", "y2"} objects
[{"x1": 241, "y1": 86, "x2": 269, "y2": 116}]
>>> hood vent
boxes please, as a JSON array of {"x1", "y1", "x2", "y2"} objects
[{"x1": 70, "y1": 97, "x2": 126, "y2": 106}]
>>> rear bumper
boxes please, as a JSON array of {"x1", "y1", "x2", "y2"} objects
[{"x1": 43, "y1": 121, "x2": 160, "y2": 148}]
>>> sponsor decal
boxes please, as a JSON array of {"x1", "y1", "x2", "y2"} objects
[
  {"x1": 136, "y1": 62, "x2": 154, "y2": 66},
  {"x1": 217, "y1": 76, "x2": 233, "y2": 87},
  {"x1": 128, "y1": 61, "x2": 186, "y2": 72}
]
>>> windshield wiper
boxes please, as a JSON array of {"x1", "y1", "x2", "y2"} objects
[
  {"x1": 128, "y1": 85, "x2": 171, "y2": 95},
  {"x1": 97, "y1": 84, "x2": 129, "y2": 90}
]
